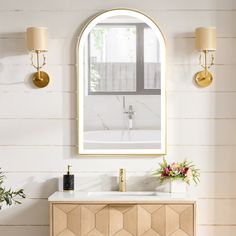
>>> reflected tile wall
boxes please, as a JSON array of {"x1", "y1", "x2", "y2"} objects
[{"x1": 84, "y1": 95, "x2": 161, "y2": 131}]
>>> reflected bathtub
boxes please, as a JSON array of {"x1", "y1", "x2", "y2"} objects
[{"x1": 84, "y1": 130, "x2": 161, "y2": 149}]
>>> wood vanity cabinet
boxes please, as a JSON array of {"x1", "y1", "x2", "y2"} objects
[{"x1": 50, "y1": 202, "x2": 195, "y2": 236}]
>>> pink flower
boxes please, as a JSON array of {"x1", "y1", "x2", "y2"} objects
[
  {"x1": 165, "y1": 167, "x2": 170, "y2": 174},
  {"x1": 171, "y1": 162, "x2": 180, "y2": 171},
  {"x1": 182, "y1": 167, "x2": 189, "y2": 174},
  {"x1": 186, "y1": 169, "x2": 193, "y2": 179}
]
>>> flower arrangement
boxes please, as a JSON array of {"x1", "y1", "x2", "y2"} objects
[
  {"x1": 154, "y1": 159, "x2": 200, "y2": 185},
  {"x1": 0, "y1": 168, "x2": 26, "y2": 208}
]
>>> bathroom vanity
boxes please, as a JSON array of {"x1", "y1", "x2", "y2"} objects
[{"x1": 49, "y1": 192, "x2": 196, "y2": 236}]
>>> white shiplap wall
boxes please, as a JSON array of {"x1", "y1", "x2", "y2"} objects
[{"x1": 0, "y1": 0, "x2": 236, "y2": 235}]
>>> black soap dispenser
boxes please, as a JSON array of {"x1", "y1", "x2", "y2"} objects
[{"x1": 63, "y1": 165, "x2": 74, "y2": 191}]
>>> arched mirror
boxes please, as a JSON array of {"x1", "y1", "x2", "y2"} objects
[{"x1": 77, "y1": 9, "x2": 166, "y2": 155}]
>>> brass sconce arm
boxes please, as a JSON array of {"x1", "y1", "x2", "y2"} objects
[
  {"x1": 30, "y1": 50, "x2": 49, "y2": 88},
  {"x1": 199, "y1": 51, "x2": 214, "y2": 70},
  {"x1": 26, "y1": 27, "x2": 50, "y2": 88},
  {"x1": 30, "y1": 51, "x2": 46, "y2": 71}
]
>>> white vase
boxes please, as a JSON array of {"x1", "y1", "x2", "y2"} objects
[{"x1": 170, "y1": 180, "x2": 187, "y2": 193}]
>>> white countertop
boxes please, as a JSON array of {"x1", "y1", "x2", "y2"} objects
[{"x1": 48, "y1": 191, "x2": 196, "y2": 203}]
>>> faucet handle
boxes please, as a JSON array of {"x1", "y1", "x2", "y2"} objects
[
  {"x1": 129, "y1": 105, "x2": 135, "y2": 114},
  {"x1": 119, "y1": 168, "x2": 125, "y2": 179}
]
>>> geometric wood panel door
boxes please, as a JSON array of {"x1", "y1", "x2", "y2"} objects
[
  {"x1": 53, "y1": 204, "x2": 80, "y2": 236},
  {"x1": 52, "y1": 204, "x2": 108, "y2": 236},
  {"x1": 51, "y1": 203, "x2": 195, "y2": 236},
  {"x1": 166, "y1": 205, "x2": 194, "y2": 236},
  {"x1": 137, "y1": 205, "x2": 165, "y2": 236},
  {"x1": 109, "y1": 205, "x2": 137, "y2": 236},
  {"x1": 81, "y1": 205, "x2": 108, "y2": 236}
]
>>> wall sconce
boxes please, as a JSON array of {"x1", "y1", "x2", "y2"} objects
[
  {"x1": 26, "y1": 27, "x2": 49, "y2": 88},
  {"x1": 194, "y1": 27, "x2": 216, "y2": 88}
]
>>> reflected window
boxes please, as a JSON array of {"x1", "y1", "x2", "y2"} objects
[
  {"x1": 87, "y1": 23, "x2": 161, "y2": 95},
  {"x1": 144, "y1": 27, "x2": 161, "y2": 90}
]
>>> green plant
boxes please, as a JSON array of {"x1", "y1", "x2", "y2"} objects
[
  {"x1": 91, "y1": 27, "x2": 109, "y2": 50},
  {"x1": 153, "y1": 159, "x2": 200, "y2": 185},
  {"x1": 0, "y1": 168, "x2": 26, "y2": 207},
  {"x1": 90, "y1": 62, "x2": 101, "y2": 92}
]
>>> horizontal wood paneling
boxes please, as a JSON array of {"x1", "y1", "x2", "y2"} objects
[
  {"x1": 167, "y1": 146, "x2": 236, "y2": 172},
  {"x1": 151, "y1": 11, "x2": 236, "y2": 38},
  {"x1": 0, "y1": 199, "x2": 48, "y2": 225},
  {"x1": 0, "y1": 226, "x2": 49, "y2": 236},
  {"x1": 0, "y1": 65, "x2": 75, "y2": 93},
  {"x1": 0, "y1": 0, "x2": 236, "y2": 11},
  {"x1": 168, "y1": 92, "x2": 236, "y2": 118},
  {"x1": 167, "y1": 65, "x2": 236, "y2": 92},
  {"x1": 0, "y1": 65, "x2": 76, "y2": 92},
  {"x1": 0, "y1": 11, "x2": 95, "y2": 38},
  {"x1": 0, "y1": 93, "x2": 75, "y2": 118},
  {"x1": 191, "y1": 173, "x2": 236, "y2": 198},
  {"x1": 2, "y1": 173, "x2": 59, "y2": 199},
  {"x1": 197, "y1": 226, "x2": 236, "y2": 236},
  {"x1": 1, "y1": 146, "x2": 236, "y2": 172},
  {"x1": 168, "y1": 119, "x2": 236, "y2": 145},
  {"x1": 0, "y1": 11, "x2": 235, "y2": 38},
  {"x1": 197, "y1": 199, "x2": 236, "y2": 225},
  {"x1": 0, "y1": 119, "x2": 76, "y2": 145}
]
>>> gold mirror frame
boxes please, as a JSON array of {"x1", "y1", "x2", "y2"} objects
[{"x1": 76, "y1": 8, "x2": 167, "y2": 156}]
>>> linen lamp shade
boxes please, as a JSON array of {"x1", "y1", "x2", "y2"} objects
[
  {"x1": 26, "y1": 27, "x2": 48, "y2": 52},
  {"x1": 195, "y1": 27, "x2": 216, "y2": 51}
]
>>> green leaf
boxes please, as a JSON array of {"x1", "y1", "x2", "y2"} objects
[{"x1": 0, "y1": 167, "x2": 26, "y2": 206}]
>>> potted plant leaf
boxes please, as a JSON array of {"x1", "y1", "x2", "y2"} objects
[{"x1": 0, "y1": 168, "x2": 26, "y2": 209}]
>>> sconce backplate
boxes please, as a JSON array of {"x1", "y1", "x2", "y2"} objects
[
  {"x1": 194, "y1": 70, "x2": 213, "y2": 88},
  {"x1": 32, "y1": 71, "x2": 50, "y2": 88}
]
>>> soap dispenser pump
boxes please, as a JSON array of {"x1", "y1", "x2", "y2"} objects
[{"x1": 63, "y1": 165, "x2": 74, "y2": 191}]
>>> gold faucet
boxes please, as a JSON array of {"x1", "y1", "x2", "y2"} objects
[{"x1": 119, "y1": 168, "x2": 126, "y2": 192}]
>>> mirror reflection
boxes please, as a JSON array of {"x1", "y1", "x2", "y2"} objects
[
  {"x1": 88, "y1": 16, "x2": 161, "y2": 94},
  {"x1": 78, "y1": 9, "x2": 166, "y2": 155}
]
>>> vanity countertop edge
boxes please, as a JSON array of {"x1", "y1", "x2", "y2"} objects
[{"x1": 48, "y1": 191, "x2": 196, "y2": 204}]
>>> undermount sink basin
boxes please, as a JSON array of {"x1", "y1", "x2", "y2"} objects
[{"x1": 87, "y1": 191, "x2": 160, "y2": 197}]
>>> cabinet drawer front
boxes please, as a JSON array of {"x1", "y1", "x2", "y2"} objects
[
  {"x1": 52, "y1": 204, "x2": 108, "y2": 236},
  {"x1": 138, "y1": 205, "x2": 165, "y2": 236},
  {"x1": 81, "y1": 205, "x2": 108, "y2": 236},
  {"x1": 166, "y1": 205, "x2": 194, "y2": 236},
  {"x1": 138, "y1": 204, "x2": 194, "y2": 236},
  {"x1": 109, "y1": 205, "x2": 137, "y2": 236}
]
